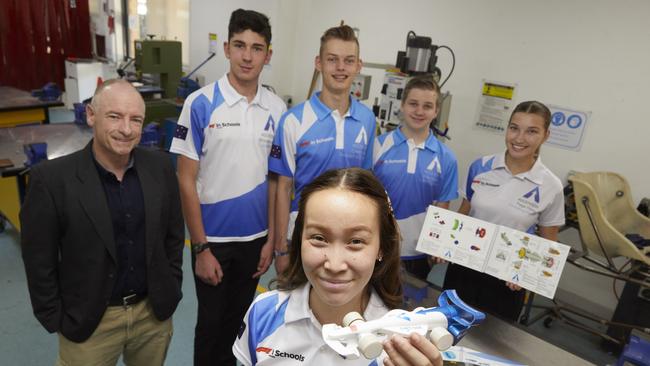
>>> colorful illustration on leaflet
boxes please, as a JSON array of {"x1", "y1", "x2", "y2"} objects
[
  {"x1": 520, "y1": 236, "x2": 530, "y2": 246},
  {"x1": 475, "y1": 227, "x2": 486, "y2": 238},
  {"x1": 433, "y1": 212, "x2": 445, "y2": 225},
  {"x1": 452, "y1": 219, "x2": 463, "y2": 231},
  {"x1": 542, "y1": 271, "x2": 553, "y2": 277},
  {"x1": 470, "y1": 245, "x2": 480, "y2": 251},
  {"x1": 450, "y1": 233, "x2": 459, "y2": 245},
  {"x1": 543, "y1": 256, "x2": 554, "y2": 268},
  {"x1": 496, "y1": 251, "x2": 506, "y2": 261},
  {"x1": 513, "y1": 260, "x2": 522, "y2": 270},
  {"x1": 518, "y1": 247, "x2": 541, "y2": 262},
  {"x1": 548, "y1": 248, "x2": 560, "y2": 255},
  {"x1": 500, "y1": 232, "x2": 512, "y2": 246}
]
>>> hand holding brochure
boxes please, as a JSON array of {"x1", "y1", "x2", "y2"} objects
[{"x1": 416, "y1": 206, "x2": 570, "y2": 298}]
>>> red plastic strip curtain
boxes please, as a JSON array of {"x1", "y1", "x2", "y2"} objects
[{"x1": 0, "y1": 0, "x2": 91, "y2": 91}]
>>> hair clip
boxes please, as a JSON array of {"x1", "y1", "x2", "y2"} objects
[{"x1": 385, "y1": 190, "x2": 395, "y2": 216}]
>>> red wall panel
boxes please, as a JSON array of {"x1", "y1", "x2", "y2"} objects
[{"x1": 0, "y1": 0, "x2": 92, "y2": 91}]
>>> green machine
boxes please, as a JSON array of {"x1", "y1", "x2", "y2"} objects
[
  {"x1": 134, "y1": 39, "x2": 182, "y2": 125},
  {"x1": 135, "y1": 39, "x2": 182, "y2": 98}
]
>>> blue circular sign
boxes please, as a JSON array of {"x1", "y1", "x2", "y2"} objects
[
  {"x1": 551, "y1": 112, "x2": 565, "y2": 126},
  {"x1": 567, "y1": 114, "x2": 583, "y2": 129}
]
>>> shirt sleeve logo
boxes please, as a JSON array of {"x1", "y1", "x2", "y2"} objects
[
  {"x1": 270, "y1": 144, "x2": 282, "y2": 159},
  {"x1": 174, "y1": 125, "x2": 189, "y2": 140}
]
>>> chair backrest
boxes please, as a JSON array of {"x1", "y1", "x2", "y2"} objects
[{"x1": 569, "y1": 172, "x2": 650, "y2": 264}]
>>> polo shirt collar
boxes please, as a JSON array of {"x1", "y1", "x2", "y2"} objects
[
  {"x1": 394, "y1": 127, "x2": 441, "y2": 154},
  {"x1": 526, "y1": 157, "x2": 547, "y2": 185},
  {"x1": 495, "y1": 151, "x2": 545, "y2": 185},
  {"x1": 493, "y1": 151, "x2": 507, "y2": 170},
  {"x1": 284, "y1": 283, "x2": 386, "y2": 327},
  {"x1": 310, "y1": 92, "x2": 362, "y2": 122},
  {"x1": 284, "y1": 283, "x2": 312, "y2": 324},
  {"x1": 218, "y1": 73, "x2": 269, "y2": 110}
]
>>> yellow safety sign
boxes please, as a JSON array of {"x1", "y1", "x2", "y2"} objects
[{"x1": 482, "y1": 82, "x2": 514, "y2": 100}]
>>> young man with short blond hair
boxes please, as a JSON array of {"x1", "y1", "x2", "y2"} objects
[{"x1": 270, "y1": 25, "x2": 376, "y2": 273}]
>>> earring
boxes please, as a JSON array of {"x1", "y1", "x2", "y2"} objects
[{"x1": 377, "y1": 255, "x2": 383, "y2": 262}]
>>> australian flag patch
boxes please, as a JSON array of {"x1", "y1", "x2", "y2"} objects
[
  {"x1": 270, "y1": 144, "x2": 282, "y2": 159},
  {"x1": 174, "y1": 125, "x2": 189, "y2": 140}
]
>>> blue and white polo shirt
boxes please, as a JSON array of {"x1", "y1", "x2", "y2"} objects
[
  {"x1": 373, "y1": 128, "x2": 459, "y2": 258},
  {"x1": 268, "y1": 92, "x2": 376, "y2": 238},
  {"x1": 233, "y1": 283, "x2": 389, "y2": 365},
  {"x1": 464, "y1": 152, "x2": 565, "y2": 233},
  {"x1": 170, "y1": 74, "x2": 286, "y2": 242}
]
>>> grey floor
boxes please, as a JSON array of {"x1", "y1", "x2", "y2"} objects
[
  {"x1": 0, "y1": 221, "x2": 619, "y2": 365},
  {"x1": 0, "y1": 222, "x2": 275, "y2": 366}
]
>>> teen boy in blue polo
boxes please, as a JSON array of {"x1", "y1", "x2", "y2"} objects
[
  {"x1": 170, "y1": 9, "x2": 286, "y2": 365},
  {"x1": 269, "y1": 25, "x2": 376, "y2": 273},
  {"x1": 373, "y1": 75, "x2": 459, "y2": 280}
]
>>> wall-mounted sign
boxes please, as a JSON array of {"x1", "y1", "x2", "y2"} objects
[
  {"x1": 209, "y1": 33, "x2": 218, "y2": 54},
  {"x1": 546, "y1": 104, "x2": 590, "y2": 151},
  {"x1": 475, "y1": 80, "x2": 517, "y2": 133}
]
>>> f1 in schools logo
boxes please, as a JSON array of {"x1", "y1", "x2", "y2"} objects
[{"x1": 256, "y1": 347, "x2": 305, "y2": 362}]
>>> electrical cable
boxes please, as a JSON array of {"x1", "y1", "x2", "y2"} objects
[
  {"x1": 406, "y1": 30, "x2": 416, "y2": 48},
  {"x1": 437, "y1": 45, "x2": 455, "y2": 88},
  {"x1": 612, "y1": 258, "x2": 632, "y2": 301}
]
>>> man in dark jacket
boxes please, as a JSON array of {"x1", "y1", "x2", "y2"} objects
[{"x1": 21, "y1": 79, "x2": 184, "y2": 365}]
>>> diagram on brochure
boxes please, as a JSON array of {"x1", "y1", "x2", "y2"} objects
[
  {"x1": 416, "y1": 206, "x2": 570, "y2": 299},
  {"x1": 442, "y1": 346, "x2": 525, "y2": 366}
]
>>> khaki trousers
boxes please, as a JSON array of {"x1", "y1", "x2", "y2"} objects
[{"x1": 56, "y1": 299, "x2": 172, "y2": 366}]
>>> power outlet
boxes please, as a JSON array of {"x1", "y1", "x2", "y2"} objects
[{"x1": 350, "y1": 74, "x2": 371, "y2": 100}]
